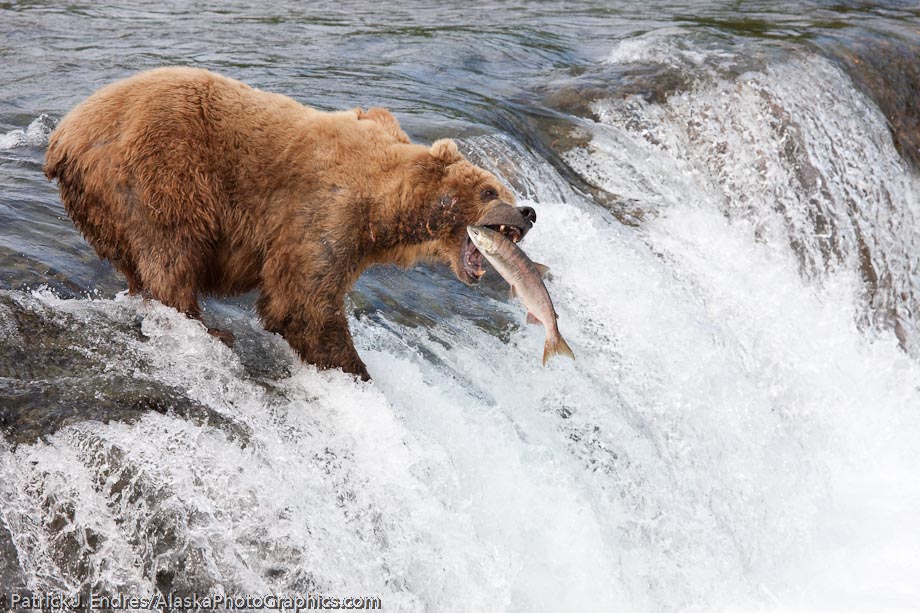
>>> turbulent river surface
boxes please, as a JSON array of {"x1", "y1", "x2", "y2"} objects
[{"x1": 3, "y1": 1, "x2": 920, "y2": 611}]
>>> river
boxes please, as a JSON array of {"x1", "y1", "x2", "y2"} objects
[{"x1": 2, "y1": 1, "x2": 920, "y2": 611}]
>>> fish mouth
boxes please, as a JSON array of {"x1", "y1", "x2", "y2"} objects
[
  {"x1": 459, "y1": 202, "x2": 532, "y2": 285},
  {"x1": 461, "y1": 223, "x2": 523, "y2": 284}
]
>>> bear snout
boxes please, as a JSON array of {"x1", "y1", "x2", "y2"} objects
[
  {"x1": 476, "y1": 203, "x2": 535, "y2": 240},
  {"x1": 517, "y1": 206, "x2": 537, "y2": 231}
]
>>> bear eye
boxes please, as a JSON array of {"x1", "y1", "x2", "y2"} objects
[{"x1": 480, "y1": 188, "x2": 499, "y2": 202}]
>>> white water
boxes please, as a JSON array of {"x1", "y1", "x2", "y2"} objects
[
  {"x1": 3, "y1": 46, "x2": 920, "y2": 612},
  {"x1": 0, "y1": 114, "x2": 56, "y2": 150},
  {"x1": 572, "y1": 36, "x2": 920, "y2": 354}
]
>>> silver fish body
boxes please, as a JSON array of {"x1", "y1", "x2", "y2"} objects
[{"x1": 467, "y1": 225, "x2": 575, "y2": 365}]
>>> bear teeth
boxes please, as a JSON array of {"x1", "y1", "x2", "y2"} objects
[{"x1": 492, "y1": 224, "x2": 522, "y2": 243}]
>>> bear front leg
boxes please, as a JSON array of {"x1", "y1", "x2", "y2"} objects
[
  {"x1": 301, "y1": 309, "x2": 369, "y2": 381},
  {"x1": 311, "y1": 312, "x2": 370, "y2": 381},
  {"x1": 259, "y1": 251, "x2": 370, "y2": 381},
  {"x1": 262, "y1": 303, "x2": 370, "y2": 381}
]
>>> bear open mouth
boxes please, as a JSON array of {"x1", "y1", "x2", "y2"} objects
[{"x1": 461, "y1": 224, "x2": 523, "y2": 282}]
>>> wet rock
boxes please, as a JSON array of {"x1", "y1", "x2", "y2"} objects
[
  {"x1": 822, "y1": 33, "x2": 920, "y2": 171},
  {"x1": 0, "y1": 517, "x2": 29, "y2": 593},
  {"x1": 0, "y1": 293, "x2": 250, "y2": 446}
]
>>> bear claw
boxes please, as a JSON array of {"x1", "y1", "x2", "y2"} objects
[{"x1": 207, "y1": 327, "x2": 236, "y2": 348}]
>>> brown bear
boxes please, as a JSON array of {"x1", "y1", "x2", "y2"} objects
[{"x1": 44, "y1": 67, "x2": 535, "y2": 381}]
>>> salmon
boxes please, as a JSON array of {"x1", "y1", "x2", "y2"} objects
[{"x1": 466, "y1": 225, "x2": 575, "y2": 365}]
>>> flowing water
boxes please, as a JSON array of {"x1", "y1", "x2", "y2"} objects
[{"x1": 2, "y1": 1, "x2": 920, "y2": 611}]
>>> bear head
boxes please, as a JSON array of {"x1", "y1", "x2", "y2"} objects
[{"x1": 414, "y1": 139, "x2": 537, "y2": 285}]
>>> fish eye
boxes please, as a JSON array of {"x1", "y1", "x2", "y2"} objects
[{"x1": 480, "y1": 188, "x2": 499, "y2": 202}]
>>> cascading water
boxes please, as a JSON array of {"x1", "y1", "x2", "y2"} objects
[{"x1": 567, "y1": 32, "x2": 920, "y2": 356}]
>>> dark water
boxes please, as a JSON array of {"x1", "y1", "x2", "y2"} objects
[{"x1": 2, "y1": 2, "x2": 920, "y2": 611}]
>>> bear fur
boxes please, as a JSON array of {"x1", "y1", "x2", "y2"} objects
[{"x1": 44, "y1": 67, "x2": 535, "y2": 380}]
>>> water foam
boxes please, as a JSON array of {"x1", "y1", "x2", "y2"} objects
[
  {"x1": 0, "y1": 114, "x2": 57, "y2": 150},
  {"x1": 562, "y1": 41, "x2": 920, "y2": 611},
  {"x1": 571, "y1": 50, "x2": 920, "y2": 355}
]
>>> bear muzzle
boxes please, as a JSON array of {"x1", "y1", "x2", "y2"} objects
[{"x1": 476, "y1": 203, "x2": 536, "y2": 243}]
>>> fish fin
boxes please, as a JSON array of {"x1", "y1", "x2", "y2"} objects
[
  {"x1": 509, "y1": 285, "x2": 517, "y2": 299},
  {"x1": 526, "y1": 312, "x2": 542, "y2": 326},
  {"x1": 534, "y1": 262, "x2": 550, "y2": 278},
  {"x1": 542, "y1": 333, "x2": 576, "y2": 366}
]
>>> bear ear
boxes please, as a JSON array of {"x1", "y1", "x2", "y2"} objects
[{"x1": 429, "y1": 139, "x2": 462, "y2": 165}]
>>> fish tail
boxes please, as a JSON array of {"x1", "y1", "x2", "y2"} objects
[{"x1": 542, "y1": 332, "x2": 576, "y2": 366}]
